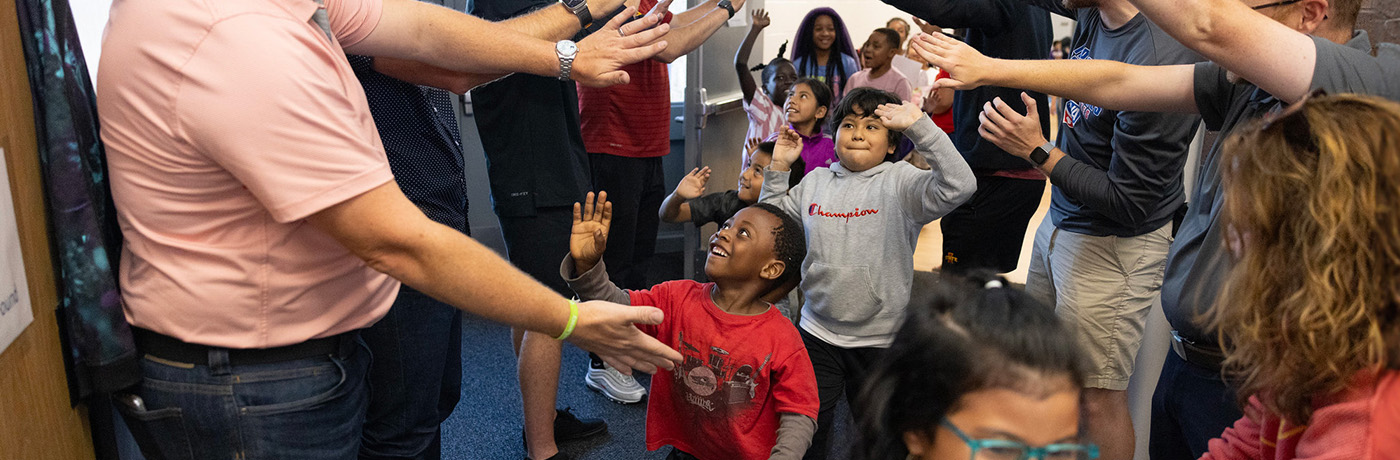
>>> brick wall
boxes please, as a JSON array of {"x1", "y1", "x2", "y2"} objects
[{"x1": 1358, "y1": 0, "x2": 1400, "y2": 49}]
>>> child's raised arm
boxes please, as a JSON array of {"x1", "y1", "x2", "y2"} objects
[
  {"x1": 563, "y1": 192, "x2": 631, "y2": 305},
  {"x1": 874, "y1": 102, "x2": 976, "y2": 223},
  {"x1": 659, "y1": 166, "x2": 711, "y2": 223},
  {"x1": 759, "y1": 127, "x2": 804, "y2": 218},
  {"x1": 734, "y1": 9, "x2": 770, "y2": 104}
]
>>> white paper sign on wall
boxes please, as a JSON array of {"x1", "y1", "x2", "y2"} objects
[{"x1": 0, "y1": 148, "x2": 32, "y2": 355}]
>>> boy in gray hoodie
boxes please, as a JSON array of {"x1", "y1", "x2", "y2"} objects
[{"x1": 759, "y1": 87, "x2": 975, "y2": 458}]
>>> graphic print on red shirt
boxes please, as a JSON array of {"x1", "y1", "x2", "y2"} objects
[{"x1": 630, "y1": 280, "x2": 820, "y2": 459}]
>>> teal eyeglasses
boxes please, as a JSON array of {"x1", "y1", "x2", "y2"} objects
[{"x1": 940, "y1": 418, "x2": 1100, "y2": 460}]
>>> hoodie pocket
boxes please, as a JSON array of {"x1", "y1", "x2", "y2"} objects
[{"x1": 805, "y1": 263, "x2": 883, "y2": 323}]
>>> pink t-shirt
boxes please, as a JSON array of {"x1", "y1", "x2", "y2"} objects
[
  {"x1": 846, "y1": 67, "x2": 915, "y2": 103},
  {"x1": 743, "y1": 92, "x2": 786, "y2": 145},
  {"x1": 97, "y1": 0, "x2": 399, "y2": 348}
]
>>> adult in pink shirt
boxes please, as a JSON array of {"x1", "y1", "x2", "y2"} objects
[{"x1": 97, "y1": 0, "x2": 681, "y2": 457}]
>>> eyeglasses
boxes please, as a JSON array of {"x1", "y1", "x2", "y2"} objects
[
  {"x1": 1251, "y1": 0, "x2": 1301, "y2": 9},
  {"x1": 1260, "y1": 88, "x2": 1327, "y2": 151},
  {"x1": 941, "y1": 418, "x2": 1100, "y2": 460}
]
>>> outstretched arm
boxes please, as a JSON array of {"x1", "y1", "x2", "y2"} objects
[
  {"x1": 1121, "y1": 0, "x2": 1321, "y2": 102},
  {"x1": 563, "y1": 192, "x2": 632, "y2": 305},
  {"x1": 735, "y1": 9, "x2": 770, "y2": 103},
  {"x1": 659, "y1": 167, "x2": 711, "y2": 223},
  {"x1": 652, "y1": 0, "x2": 746, "y2": 63},
  {"x1": 360, "y1": 0, "x2": 643, "y2": 93},
  {"x1": 878, "y1": 102, "x2": 975, "y2": 223},
  {"x1": 911, "y1": 33, "x2": 1198, "y2": 113},
  {"x1": 758, "y1": 128, "x2": 804, "y2": 219},
  {"x1": 307, "y1": 184, "x2": 680, "y2": 374},
  {"x1": 347, "y1": 0, "x2": 669, "y2": 88}
]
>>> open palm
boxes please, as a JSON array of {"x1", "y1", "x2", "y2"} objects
[{"x1": 571, "y1": 192, "x2": 613, "y2": 266}]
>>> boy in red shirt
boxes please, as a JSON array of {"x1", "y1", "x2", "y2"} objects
[{"x1": 561, "y1": 192, "x2": 819, "y2": 459}]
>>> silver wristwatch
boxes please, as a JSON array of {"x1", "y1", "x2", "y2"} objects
[{"x1": 556, "y1": 40, "x2": 578, "y2": 81}]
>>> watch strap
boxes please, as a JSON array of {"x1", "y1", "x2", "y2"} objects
[
  {"x1": 717, "y1": 0, "x2": 736, "y2": 18},
  {"x1": 562, "y1": 0, "x2": 592, "y2": 28}
]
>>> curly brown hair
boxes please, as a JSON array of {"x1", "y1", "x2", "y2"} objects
[{"x1": 1210, "y1": 93, "x2": 1400, "y2": 424}]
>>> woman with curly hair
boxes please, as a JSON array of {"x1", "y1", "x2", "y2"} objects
[
  {"x1": 1204, "y1": 92, "x2": 1400, "y2": 459},
  {"x1": 789, "y1": 8, "x2": 859, "y2": 100}
]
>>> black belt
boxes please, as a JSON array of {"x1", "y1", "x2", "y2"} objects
[
  {"x1": 133, "y1": 327, "x2": 357, "y2": 367},
  {"x1": 1170, "y1": 330, "x2": 1226, "y2": 371}
]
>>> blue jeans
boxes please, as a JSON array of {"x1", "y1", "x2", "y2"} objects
[
  {"x1": 1149, "y1": 350, "x2": 1243, "y2": 459},
  {"x1": 116, "y1": 337, "x2": 370, "y2": 460},
  {"x1": 360, "y1": 286, "x2": 464, "y2": 460}
]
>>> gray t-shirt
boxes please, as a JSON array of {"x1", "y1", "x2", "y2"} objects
[
  {"x1": 1162, "y1": 31, "x2": 1400, "y2": 344},
  {"x1": 1031, "y1": 5, "x2": 1204, "y2": 237}
]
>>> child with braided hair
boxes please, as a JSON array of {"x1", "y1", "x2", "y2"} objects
[{"x1": 736, "y1": 9, "x2": 797, "y2": 149}]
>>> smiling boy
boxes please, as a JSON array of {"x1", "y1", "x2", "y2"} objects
[
  {"x1": 759, "y1": 87, "x2": 975, "y2": 457},
  {"x1": 563, "y1": 193, "x2": 819, "y2": 459}
]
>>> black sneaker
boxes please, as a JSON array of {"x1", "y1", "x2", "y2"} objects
[
  {"x1": 522, "y1": 408, "x2": 608, "y2": 449},
  {"x1": 553, "y1": 407, "x2": 607, "y2": 442}
]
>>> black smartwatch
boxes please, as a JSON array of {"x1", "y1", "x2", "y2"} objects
[
  {"x1": 561, "y1": 0, "x2": 592, "y2": 28},
  {"x1": 717, "y1": 0, "x2": 736, "y2": 18},
  {"x1": 1029, "y1": 141, "x2": 1055, "y2": 166}
]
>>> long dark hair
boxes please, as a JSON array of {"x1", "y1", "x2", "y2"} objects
[
  {"x1": 789, "y1": 8, "x2": 856, "y2": 96},
  {"x1": 854, "y1": 270, "x2": 1087, "y2": 460}
]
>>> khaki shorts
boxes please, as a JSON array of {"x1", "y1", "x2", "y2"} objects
[{"x1": 1025, "y1": 219, "x2": 1171, "y2": 390}]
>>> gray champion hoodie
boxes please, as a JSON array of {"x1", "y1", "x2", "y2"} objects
[{"x1": 760, "y1": 117, "x2": 975, "y2": 348}]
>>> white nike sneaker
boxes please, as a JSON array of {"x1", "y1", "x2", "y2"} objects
[{"x1": 585, "y1": 361, "x2": 646, "y2": 404}]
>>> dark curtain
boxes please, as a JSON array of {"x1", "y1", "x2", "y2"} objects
[{"x1": 14, "y1": 0, "x2": 139, "y2": 401}]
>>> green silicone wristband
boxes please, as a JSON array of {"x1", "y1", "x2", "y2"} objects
[{"x1": 555, "y1": 299, "x2": 579, "y2": 341}]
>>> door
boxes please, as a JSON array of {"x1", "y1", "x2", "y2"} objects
[{"x1": 682, "y1": 0, "x2": 761, "y2": 279}]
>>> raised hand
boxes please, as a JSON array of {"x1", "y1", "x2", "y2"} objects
[
  {"x1": 751, "y1": 8, "x2": 770, "y2": 29},
  {"x1": 567, "y1": 300, "x2": 681, "y2": 375},
  {"x1": 573, "y1": 7, "x2": 671, "y2": 88},
  {"x1": 771, "y1": 127, "x2": 804, "y2": 171},
  {"x1": 978, "y1": 93, "x2": 1046, "y2": 160},
  {"x1": 875, "y1": 101, "x2": 925, "y2": 132},
  {"x1": 674, "y1": 167, "x2": 711, "y2": 201},
  {"x1": 571, "y1": 191, "x2": 613, "y2": 272},
  {"x1": 910, "y1": 32, "x2": 991, "y2": 91}
]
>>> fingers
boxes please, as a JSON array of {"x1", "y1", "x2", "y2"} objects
[
  {"x1": 978, "y1": 111, "x2": 1004, "y2": 139},
  {"x1": 572, "y1": 201, "x2": 583, "y2": 224},
  {"x1": 932, "y1": 77, "x2": 966, "y2": 91},
  {"x1": 983, "y1": 99, "x2": 1013, "y2": 127},
  {"x1": 618, "y1": 11, "x2": 660, "y2": 36},
  {"x1": 650, "y1": 0, "x2": 675, "y2": 15},
  {"x1": 600, "y1": 6, "x2": 638, "y2": 32},
  {"x1": 1021, "y1": 92, "x2": 1038, "y2": 115},
  {"x1": 582, "y1": 191, "x2": 597, "y2": 221},
  {"x1": 601, "y1": 354, "x2": 639, "y2": 376},
  {"x1": 609, "y1": 37, "x2": 670, "y2": 68},
  {"x1": 600, "y1": 196, "x2": 613, "y2": 231},
  {"x1": 991, "y1": 97, "x2": 1025, "y2": 122}
]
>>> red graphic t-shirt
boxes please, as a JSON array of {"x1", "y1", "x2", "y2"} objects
[{"x1": 631, "y1": 280, "x2": 820, "y2": 459}]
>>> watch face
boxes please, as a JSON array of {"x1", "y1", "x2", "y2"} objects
[
  {"x1": 556, "y1": 40, "x2": 578, "y2": 56},
  {"x1": 563, "y1": 0, "x2": 585, "y2": 7}
]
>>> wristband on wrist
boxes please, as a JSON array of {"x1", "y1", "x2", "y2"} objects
[{"x1": 555, "y1": 299, "x2": 580, "y2": 340}]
